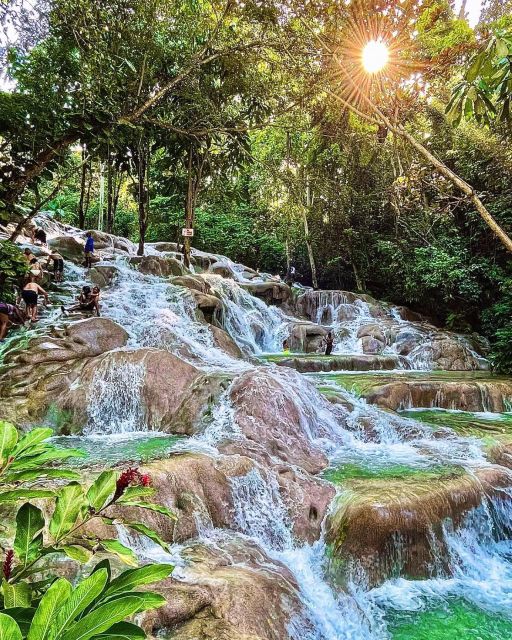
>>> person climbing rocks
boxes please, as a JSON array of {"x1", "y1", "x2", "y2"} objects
[
  {"x1": 0, "y1": 303, "x2": 26, "y2": 340},
  {"x1": 34, "y1": 228, "x2": 47, "y2": 246},
  {"x1": 29, "y1": 257, "x2": 43, "y2": 282},
  {"x1": 23, "y1": 247, "x2": 36, "y2": 265},
  {"x1": 84, "y1": 231, "x2": 94, "y2": 268},
  {"x1": 46, "y1": 251, "x2": 65, "y2": 282},
  {"x1": 323, "y1": 331, "x2": 334, "y2": 356},
  {"x1": 62, "y1": 285, "x2": 100, "y2": 316},
  {"x1": 21, "y1": 281, "x2": 49, "y2": 322}
]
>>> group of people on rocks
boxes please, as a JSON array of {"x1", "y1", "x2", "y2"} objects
[{"x1": 0, "y1": 230, "x2": 99, "y2": 341}]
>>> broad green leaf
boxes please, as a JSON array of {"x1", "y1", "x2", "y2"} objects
[
  {"x1": 27, "y1": 578, "x2": 72, "y2": 640},
  {"x1": 2, "y1": 608, "x2": 35, "y2": 636},
  {"x1": 91, "y1": 620, "x2": 145, "y2": 639},
  {"x1": 14, "y1": 503, "x2": 45, "y2": 567},
  {"x1": 0, "y1": 612, "x2": 22, "y2": 640},
  {"x1": 49, "y1": 483, "x2": 85, "y2": 542},
  {"x1": 90, "y1": 559, "x2": 112, "y2": 583},
  {"x1": 116, "y1": 487, "x2": 154, "y2": 502},
  {"x1": 118, "y1": 502, "x2": 177, "y2": 520},
  {"x1": 12, "y1": 428, "x2": 53, "y2": 457},
  {"x1": 496, "y1": 38, "x2": 509, "y2": 58},
  {"x1": 100, "y1": 541, "x2": 138, "y2": 567},
  {"x1": 10, "y1": 449, "x2": 85, "y2": 470},
  {"x1": 60, "y1": 596, "x2": 149, "y2": 640},
  {"x1": 103, "y1": 563, "x2": 173, "y2": 598},
  {"x1": 2, "y1": 580, "x2": 31, "y2": 608},
  {"x1": 466, "y1": 52, "x2": 484, "y2": 83},
  {"x1": 0, "y1": 422, "x2": 18, "y2": 466},
  {"x1": 0, "y1": 489, "x2": 55, "y2": 503},
  {"x1": 87, "y1": 471, "x2": 116, "y2": 512},
  {"x1": 49, "y1": 569, "x2": 108, "y2": 638},
  {"x1": 5, "y1": 469, "x2": 80, "y2": 483},
  {"x1": 124, "y1": 522, "x2": 170, "y2": 553},
  {"x1": 61, "y1": 545, "x2": 93, "y2": 563}
]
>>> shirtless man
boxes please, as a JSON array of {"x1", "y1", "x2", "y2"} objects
[
  {"x1": 21, "y1": 281, "x2": 49, "y2": 322},
  {"x1": 62, "y1": 285, "x2": 100, "y2": 316},
  {"x1": 23, "y1": 248, "x2": 36, "y2": 265},
  {"x1": 46, "y1": 251, "x2": 65, "y2": 282},
  {"x1": 0, "y1": 303, "x2": 26, "y2": 340}
]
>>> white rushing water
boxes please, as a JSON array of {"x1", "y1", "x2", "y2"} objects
[{"x1": 17, "y1": 216, "x2": 511, "y2": 638}]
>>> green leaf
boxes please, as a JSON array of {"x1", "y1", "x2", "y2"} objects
[
  {"x1": 124, "y1": 522, "x2": 170, "y2": 553},
  {"x1": 49, "y1": 569, "x2": 108, "y2": 638},
  {"x1": 60, "y1": 596, "x2": 149, "y2": 640},
  {"x1": 496, "y1": 38, "x2": 509, "y2": 58},
  {"x1": 103, "y1": 563, "x2": 173, "y2": 599},
  {"x1": 2, "y1": 580, "x2": 31, "y2": 608},
  {"x1": 118, "y1": 502, "x2": 177, "y2": 520},
  {"x1": 91, "y1": 620, "x2": 145, "y2": 639},
  {"x1": 2, "y1": 608, "x2": 35, "y2": 636},
  {"x1": 27, "y1": 578, "x2": 72, "y2": 640},
  {"x1": 49, "y1": 483, "x2": 85, "y2": 542},
  {"x1": 0, "y1": 612, "x2": 22, "y2": 640},
  {"x1": 87, "y1": 471, "x2": 116, "y2": 512},
  {"x1": 14, "y1": 503, "x2": 45, "y2": 567},
  {"x1": 116, "y1": 487, "x2": 154, "y2": 502},
  {"x1": 466, "y1": 52, "x2": 484, "y2": 83},
  {"x1": 0, "y1": 489, "x2": 55, "y2": 503},
  {"x1": 60, "y1": 545, "x2": 93, "y2": 563},
  {"x1": 0, "y1": 422, "x2": 18, "y2": 466},
  {"x1": 5, "y1": 469, "x2": 81, "y2": 482},
  {"x1": 100, "y1": 541, "x2": 138, "y2": 567},
  {"x1": 90, "y1": 559, "x2": 112, "y2": 583},
  {"x1": 12, "y1": 428, "x2": 53, "y2": 457}
]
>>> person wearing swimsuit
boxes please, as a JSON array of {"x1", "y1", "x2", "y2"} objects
[
  {"x1": 324, "y1": 331, "x2": 334, "y2": 356},
  {"x1": 21, "y1": 281, "x2": 49, "y2": 322},
  {"x1": 62, "y1": 286, "x2": 100, "y2": 316}
]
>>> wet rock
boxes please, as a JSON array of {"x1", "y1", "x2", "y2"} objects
[
  {"x1": 229, "y1": 367, "x2": 331, "y2": 474},
  {"x1": 86, "y1": 230, "x2": 136, "y2": 254},
  {"x1": 365, "y1": 378, "x2": 512, "y2": 412},
  {"x1": 287, "y1": 321, "x2": 327, "y2": 353},
  {"x1": 143, "y1": 537, "x2": 316, "y2": 640},
  {"x1": 88, "y1": 265, "x2": 119, "y2": 287},
  {"x1": 48, "y1": 235, "x2": 85, "y2": 262},
  {"x1": 189, "y1": 291, "x2": 222, "y2": 323},
  {"x1": 357, "y1": 323, "x2": 385, "y2": 343},
  {"x1": 360, "y1": 336, "x2": 385, "y2": 355},
  {"x1": 58, "y1": 348, "x2": 228, "y2": 433},
  {"x1": 171, "y1": 275, "x2": 212, "y2": 294},
  {"x1": 209, "y1": 261, "x2": 236, "y2": 279},
  {"x1": 325, "y1": 466, "x2": 512, "y2": 587},
  {"x1": 271, "y1": 354, "x2": 400, "y2": 373},
  {"x1": 146, "y1": 242, "x2": 179, "y2": 252},
  {"x1": 210, "y1": 326, "x2": 243, "y2": 359},
  {"x1": 240, "y1": 281, "x2": 291, "y2": 306},
  {"x1": 394, "y1": 305, "x2": 425, "y2": 322},
  {"x1": 129, "y1": 255, "x2": 184, "y2": 277}
]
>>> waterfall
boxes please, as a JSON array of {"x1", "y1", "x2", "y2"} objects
[{"x1": 85, "y1": 359, "x2": 147, "y2": 434}]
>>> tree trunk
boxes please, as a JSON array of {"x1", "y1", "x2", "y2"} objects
[
  {"x1": 77, "y1": 146, "x2": 88, "y2": 229},
  {"x1": 303, "y1": 177, "x2": 318, "y2": 289},
  {"x1": 183, "y1": 147, "x2": 194, "y2": 268},
  {"x1": 136, "y1": 138, "x2": 150, "y2": 256},
  {"x1": 106, "y1": 154, "x2": 114, "y2": 234}
]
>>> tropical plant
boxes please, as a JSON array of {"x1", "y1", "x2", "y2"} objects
[
  {"x1": 0, "y1": 421, "x2": 176, "y2": 631},
  {"x1": 0, "y1": 241, "x2": 27, "y2": 303},
  {"x1": 0, "y1": 559, "x2": 173, "y2": 639}
]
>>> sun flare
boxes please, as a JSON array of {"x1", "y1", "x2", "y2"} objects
[{"x1": 362, "y1": 40, "x2": 389, "y2": 73}]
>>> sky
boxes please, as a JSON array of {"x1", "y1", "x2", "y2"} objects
[{"x1": 454, "y1": 0, "x2": 484, "y2": 27}]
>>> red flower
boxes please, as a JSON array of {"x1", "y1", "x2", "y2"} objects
[
  {"x1": 113, "y1": 468, "x2": 152, "y2": 501},
  {"x1": 3, "y1": 549, "x2": 14, "y2": 581}
]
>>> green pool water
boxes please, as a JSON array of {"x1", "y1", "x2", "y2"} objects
[
  {"x1": 387, "y1": 599, "x2": 512, "y2": 640},
  {"x1": 322, "y1": 462, "x2": 464, "y2": 484},
  {"x1": 52, "y1": 433, "x2": 184, "y2": 466},
  {"x1": 399, "y1": 408, "x2": 512, "y2": 439}
]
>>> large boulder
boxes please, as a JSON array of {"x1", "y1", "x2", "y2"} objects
[
  {"x1": 325, "y1": 466, "x2": 512, "y2": 587},
  {"x1": 57, "y1": 348, "x2": 228, "y2": 433},
  {"x1": 129, "y1": 255, "x2": 184, "y2": 277},
  {"x1": 143, "y1": 537, "x2": 318, "y2": 640},
  {"x1": 210, "y1": 326, "x2": 243, "y2": 359},
  {"x1": 86, "y1": 230, "x2": 136, "y2": 254},
  {"x1": 287, "y1": 322, "x2": 327, "y2": 353},
  {"x1": 240, "y1": 281, "x2": 291, "y2": 306},
  {"x1": 229, "y1": 367, "x2": 333, "y2": 474},
  {"x1": 88, "y1": 265, "x2": 120, "y2": 287},
  {"x1": 48, "y1": 235, "x2": 85, "y2": 262},
  {"x1": 271, "y1": 354, "x2": 400, "y2": 373},
  {"x1": 171, "y1": 275, "x2": 212, "y2": 294}
]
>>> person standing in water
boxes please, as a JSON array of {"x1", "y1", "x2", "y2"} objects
[
  {"x1": 21, "y1": 280, "x2": 49, "y2": 322},
  {"x1": 84, "y1": 232, "x2": 94, "y2": 268},
  {"x1": 323, "y1": 331, "x2": 334, "y2": 356},
  {"x1": 46, "y1": 251, "x2": 65, "y2": 282}
]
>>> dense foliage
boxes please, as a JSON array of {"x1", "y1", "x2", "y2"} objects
[
  {"x1": 1, "y1": 0, "x2": 511, "y2": 369},
  {"x1": 0, "y1": 421, "x2": 174, "y2": 637}
]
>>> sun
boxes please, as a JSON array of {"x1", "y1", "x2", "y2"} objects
[{"x1": 362, "y1": 40, "x2": 389, "y2": 73}]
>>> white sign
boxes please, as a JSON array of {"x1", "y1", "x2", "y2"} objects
[{"x1": 182, "y1": 228, "x2": 194, "y2": 237}]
